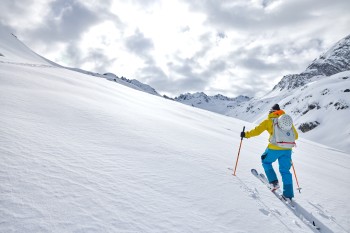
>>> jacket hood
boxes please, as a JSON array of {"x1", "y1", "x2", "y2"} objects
[{"x1": 268, "y1": 110, "x2": 285, "y2": 119}]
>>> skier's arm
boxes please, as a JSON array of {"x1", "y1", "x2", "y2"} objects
[{"x1": 245, "y1": 119, "x2": 268, "y2": 138}]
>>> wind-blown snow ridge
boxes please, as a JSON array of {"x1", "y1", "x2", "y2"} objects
[{"x1": 1, "y1": 25, "x2": 349, "y2": 233}]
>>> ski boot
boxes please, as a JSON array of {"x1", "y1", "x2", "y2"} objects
[{"x1": 270, "y1": 180, "x2": 280, "y2": 192}]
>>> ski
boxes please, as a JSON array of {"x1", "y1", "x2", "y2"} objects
[
  {"x1": 251, "y1": 169, "x2": 295, "y2": 206},
  {"x1": 250, "y1": 168, "x2": 331, "y2": 232}
]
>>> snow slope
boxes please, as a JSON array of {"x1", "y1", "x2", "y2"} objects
[{"x1": 1, "y1": 26, "x2": 350, "y2": 232}]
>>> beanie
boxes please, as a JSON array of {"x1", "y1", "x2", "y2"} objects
[{"x1": 271, "y1": 104, "x2": 280, "y2": 111}]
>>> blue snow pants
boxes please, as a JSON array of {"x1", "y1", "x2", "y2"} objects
[{"x1": 261, "y1": 148, "x2": 294, "y2": 198}]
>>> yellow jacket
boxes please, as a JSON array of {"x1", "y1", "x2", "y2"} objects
[{"x1": 245, "y1": 110, "x2": 298, "y2": 150}]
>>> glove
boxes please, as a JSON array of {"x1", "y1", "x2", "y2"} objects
[{"x1": 240, "y1": 131, "x2": 245, "y2": 138}]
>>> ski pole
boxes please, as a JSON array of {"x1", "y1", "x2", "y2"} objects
[
  {"x1": 233, "y1": 126, "x2": 245, "y2": 176},
  {"x1": 291, "y1": 161, "x2": 302, "y2": 193}
]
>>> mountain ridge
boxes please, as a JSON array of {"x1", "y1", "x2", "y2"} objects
[{"x1": 273, "y1": 34, "x2": 350, "y2": 91}]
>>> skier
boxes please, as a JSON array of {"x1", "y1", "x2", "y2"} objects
[{"x1": 240, "y1": 104, "x2": 298, "y2": 199}]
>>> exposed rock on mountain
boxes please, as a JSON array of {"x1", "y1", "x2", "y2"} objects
[
  {"x1": 298, "y1": 121, "x2": 320, "y2": 133},
  {"x1": 273, "y1": 35, "x2": 350, "y2": 91}
]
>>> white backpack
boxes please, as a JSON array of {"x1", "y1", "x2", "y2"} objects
[{"x1": 270, "y1": 114, "x2": 296, "y2": 148}]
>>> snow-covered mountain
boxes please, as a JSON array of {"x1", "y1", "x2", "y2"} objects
[
  {"x1": 1, "y1": 24, "x2": 350, "y2": 233},
  {"x1": 118, "y1": 76, "x2": 160, "y2": 96},
  {"x1": 58, "y1": 68, "x2": 161, "y2": 96},
  {"x1": 274, "y1": 35, "x2": 350, "y2": 91},
  {"x1": 175, "y1": 92, "x2": 251, "y2": 115}
]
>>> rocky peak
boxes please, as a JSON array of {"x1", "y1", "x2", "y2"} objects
[
  {"x1": 306, "y1": 34, "x2": 350, "y2": 76},
  {"x1": 175, "y1": 92, "x2": 209, "y2": 101},
  {"x1": 273, "y1": 34, "x2": 350, "y2": 91}
]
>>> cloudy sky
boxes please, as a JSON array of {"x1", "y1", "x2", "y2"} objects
[{"x1": 1, "y1": 0, "x2": 350, "y2": 97}]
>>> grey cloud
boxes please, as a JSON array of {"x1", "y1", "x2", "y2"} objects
[
  {"x1": 180, "y1": 26, "x2": 190, "y2": 33},
  {"x1": 203, "y1": 59, "x2": 227, "y2": 76},
  {"x1": 183, "y1": 0, "x2": 265, "y2": 30},
  {"x1": 227, "y1": 37, "x2": 325, "y2": 76},
  {"x1": 162, "y1": 77, "x2": 208, "y2": 95},
  {"x1": 127, "y1": 0, "x2": 159, "y2": 7},
  {"x1": 0, "y1": 22, "x2": 15, "y2": 35},
  {"x1": 136, "y1": 57, "x2": 207, "y2": 95},
  {"x1": 141, "y1": 66, "x2": 167, "y2": 79},
  {"x1": 171, "y1": 58, "x2": 196, "y2": 76},
  {"x1": 219, "y1": 68, "x2": 275, "y2": 98},
  {"x1": 147, "y1": 57, "x2": 227, "y2": 95},
  {"x1": 238, "y1": 78, "x2": 270, "y2": 97},
  {"x1": 176, "y1": 77, "x2": 208, "y2": 92},
  {"x1": 154, "y1": 63, "x2": 204, "y2": 92},
  {"x1": 262, "y1": 0, "x2": 279, "y2": 8},
  {"x1": 125, "y1": 29, "x2": 154, "y2": 59},
  {"x1": 237, "y1": 57, "x2": 274, "y2": 71},
  {"x1": 64, "y1": 42, "x2": 115, "y2": 73},
  {"x1": 135, "y1": 64, "x2": 167, "y2": 88},
  {"x1": 189, "y1": 33, "x2": 212, "y2": 59},
  {"x1": 134, "y1": 30, "x2": 229, "y2": 96},
  {"x1": 0, "y1": 0, "x2": 34, "y2": 23},
  {"x1": 84, "y1": 49, "x2": 116, "y2": 72},
  {"x1": 184, "y1": 0, "x2": 350, "y2": 32},
  {"x1": 1, "y1": 0, "x2": 122, "y2": 60},
  {"x1": 2, "y1": 0, "x2": 122, "y2": 74},
  {"x1": 65, "y1": 42, "x2": 81, "y2": 66},
  {"x1": 28, "y1": 1, "x2": 100, "y2": 43}
]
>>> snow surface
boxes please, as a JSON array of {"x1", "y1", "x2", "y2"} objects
[{"x1": 1, "y1": 26, "x2": 350, "y2": 233}]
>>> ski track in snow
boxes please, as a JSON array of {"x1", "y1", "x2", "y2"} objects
[
  {"x1": 234, "y1": 175, "x2": 297, "y2": 233},
  {"x1": 308, "y1": 202, "x2": 349, "y2": 233},
  {"x1": 229, "y1": 167, "x2": 323, "y2": 233},
  {"x1": 0, "y1": 60, "x2": 56, "y2": 68},
  {"x1": 251, "y1": 170, "x2": 349, "y2": 233}
]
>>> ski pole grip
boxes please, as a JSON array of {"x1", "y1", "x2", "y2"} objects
[{"x1": 241, "y1": 126, "x2": 245, "y2": 139}]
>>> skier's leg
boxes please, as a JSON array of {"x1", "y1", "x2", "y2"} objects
[
  {"x1": 261, "y1": 149, "x2": 279, "y2": 183},
  {"x1": 278, "y1": 150, "x2": 293, "y2": 198}
]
